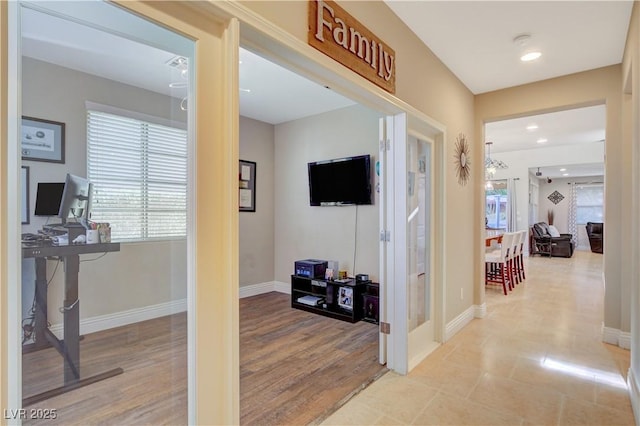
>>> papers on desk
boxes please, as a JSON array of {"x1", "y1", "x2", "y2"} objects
[{"x1": 51, "y1": 234, "x2": 69, "y2": 245}]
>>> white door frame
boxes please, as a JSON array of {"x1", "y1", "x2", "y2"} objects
[{"x1": 382, "y1": 114, "x2": 444, "y2": 374}]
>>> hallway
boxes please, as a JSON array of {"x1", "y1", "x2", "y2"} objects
[{"x1": 323, "y1": 250, "x2": 634, "y2": 425}]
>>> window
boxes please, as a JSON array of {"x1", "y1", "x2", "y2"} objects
[
  {"x1": 87, "y1": 110, "x2": 187, "y2": 242},
  {"x1": 576, "y1": 184, "x2": 604, "y2": 224},
  {"x1": 485, "y1": 180, "x2": 508, "y2": 229}
]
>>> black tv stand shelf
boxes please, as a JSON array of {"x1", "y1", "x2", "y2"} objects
[{"x1": 291, "y1": 275, "x2": 367, "y2": 323}]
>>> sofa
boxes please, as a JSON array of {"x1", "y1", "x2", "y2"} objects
[
  {"x1": 530, "y1": 222, "x2": 574, "y2": 258},
  {"x1": 586, "y1": 222, "x2": 603, "y2": 253}
]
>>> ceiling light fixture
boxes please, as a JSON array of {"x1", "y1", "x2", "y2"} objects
[
  {"x1": 485, "y1": 142, "x2": 508, "y2": 180},
  {"x1": 563, "y1": 173, "x2": 570, "y2": 177},
  {"x1": 521, "y1": 51, "x2": 542, "y2": 62},
  {"x1": 514, "y1": 34, "x2": 542, "y2": 62},
  {"x1": 167, "y1": 56, "x2": 189, "y2": 111},
  {"x1": 526, "y1": 124, "x2": 539, "y2": 131},
  {"x1": 537, "y1": 138, "x2": 548, "y2": 144},
  {"x1": 560, "y1": 168, "x2": 567, "y2": 172}
]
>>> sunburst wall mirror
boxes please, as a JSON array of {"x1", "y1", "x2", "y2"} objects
[{"x1": 454, "y1": 133, "x2": 470, "y2": 186}]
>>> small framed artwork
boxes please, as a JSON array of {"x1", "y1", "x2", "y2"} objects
[
  {"x1": 21, "y1": 166, "x2": 29, "y2": 224},
  {"x1": 21, "y1": 116, "x2": 65, "y2": 163},
  {"x1": 337, "y1": 286, "x2": 353, "y2": 311},
  {"x1": 239, "y1": 159, "x2": 256, "y2": 212}
]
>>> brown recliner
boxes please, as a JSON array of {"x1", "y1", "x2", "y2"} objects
[
  {"x1": 531, "y1": 222, "x2": 574, "y2": 258},
  {"x1": 586, "y1": 222, "x2": 603, "y2": 254}
]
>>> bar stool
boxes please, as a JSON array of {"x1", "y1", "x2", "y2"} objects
[
  {"x1": 515, "y1": 230, "x2": 526, "y2": 282},
  {"x1": 485, "y1": 232, "x2": 515, "y2": 295}
]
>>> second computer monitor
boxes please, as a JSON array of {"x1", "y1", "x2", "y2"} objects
[{"x1": 58, "y1": 173, "x2": 93, "y2": 225}]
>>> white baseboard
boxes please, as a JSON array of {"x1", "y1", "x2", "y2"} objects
[
  {"x1": 620, "y1": 332, "x2": 632, "y2": 350},
  {"x1": 239, "y1": 281, "x2": 278, "y2": 298},
  {"x1": 49, "y1": 298, "x2": 187, "y2": 339},
  {"x1": 445, "y1": 305, "x2": 475, "y2": 341},
  {"x1": 273, "y1": 281, "x2": 290, "y2": 294},
  {"x1": 239, "y1": 281, "x2": 290, "y2": 298},
  {"x1": 628, "y1": 368, "x2": 640, "y2": 426},
  {"x1": 602, "y1": 325, "x2": 632, "y2": 350},
  {"x1": 48, "y1": 279, "x2": 293, "y2": 340},
  {"x1": 474, "y1": 303, "x2": 486, "y2": 318}
]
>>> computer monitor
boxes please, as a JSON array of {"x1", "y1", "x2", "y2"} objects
[
  {"x1": 34, "y1": 182, "x2": 65, "y2": 216},
  {"x1": 58, "y1": 173, "x2": 93, "y2": 227}
]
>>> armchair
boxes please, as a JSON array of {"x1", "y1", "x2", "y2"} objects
[
  {"x1": 531, "y1": 222, "x2": 574, "y2": 258},
  {"x1": 586, "y1": 222, "x2": 603, "y2": 253}
]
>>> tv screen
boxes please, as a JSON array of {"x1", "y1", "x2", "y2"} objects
[
  {"x1": 308, "y1": 154, "x2": 372, "y2": 206},
  {"x1": 34, "y1": 182, "x2": 65, "y2": 216}
]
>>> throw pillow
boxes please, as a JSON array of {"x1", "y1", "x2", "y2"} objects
[{"x1": 548, "y1": 225, "x2": 561, "y2": 237}]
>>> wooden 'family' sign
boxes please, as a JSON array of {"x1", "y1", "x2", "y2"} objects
[{"x1": 308, "y1": 0, "x2": 396, "y2": 94}]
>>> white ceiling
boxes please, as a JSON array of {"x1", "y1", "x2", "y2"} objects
[
  {"x1": 485, "y1": 104, "x2": 606, "y2": 154},
  {"x1": 385, "y1": 1, "x2": 633, "y2": 95},
  {"x1": 22, "y1": 2, "x2": 631, "y2": 178},
  {"x1": 485, "y1": 105, "x2": 606, "y2": 179},
  {"x1": 21, "y1": 7, "x2": 355, "y2": 125},
  {"x1": 239, "y1": 49, "x2": 356, "y2": 124}
]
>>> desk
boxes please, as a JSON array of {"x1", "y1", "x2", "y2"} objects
[
  {"x1": 22, "y1": 241, "x2": 121, "y2": 406},
  {"x1": 485, "y1": 229, "x2": 503, "y2": 247}
]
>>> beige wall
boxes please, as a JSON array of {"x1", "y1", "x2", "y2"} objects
[
  {"x1": 475, "y1": 65, "x2": 625, "y2": 331},
  {"x1": 242, "y1": 0, "x2": 476, "y2": 324},
  {"x1": 22, "y1": 58, "x2": 187, "y2": 324},
  {"x1": 274, "y1": 104, "x2": 379, "y2": 283},
  {"x1": 239, "y1": 116, "x2": 275, "y2": 287}
]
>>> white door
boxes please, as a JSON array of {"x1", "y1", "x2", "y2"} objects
[{"x1": 380, "y1": 114, "x2": 437, "y2": 374}]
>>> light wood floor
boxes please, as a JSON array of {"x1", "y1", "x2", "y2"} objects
[{"x1": 23, "y1": 292, "x2": 383, "y2": 425}]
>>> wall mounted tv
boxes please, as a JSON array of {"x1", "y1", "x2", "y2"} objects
[{"x1": 308, "y1": 154, "x2": 372, "y2": 206}]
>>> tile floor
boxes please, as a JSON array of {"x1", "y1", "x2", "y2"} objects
[{"x1": 322, "y1": 250, "x2": 635, "y2": 425}]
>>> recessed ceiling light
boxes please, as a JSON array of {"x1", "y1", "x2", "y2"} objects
[
  {"x1": 521, "y1": 51, "x2": 542, "y2": 62},
  {"x1": 560, "y1": 168, "x2": 567, "y2": 172},
  {"x1": 562, "y1": 173, "x2": 570, "y2": 176},
  {"x1": 537, "y1": 138, "x2": 548, "y2": 144},
  {"x1": 526, "y1": 124, "x2": 538, "y2": 131}
]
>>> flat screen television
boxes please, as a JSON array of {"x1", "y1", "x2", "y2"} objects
[
  {"x1": 308, "y1": 154, "x2": 372, "y2": 206},
  {"x1": 34, "y1": 182, "x2": 65, "y2": 216}
]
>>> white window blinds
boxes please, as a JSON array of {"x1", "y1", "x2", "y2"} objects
[
  {"x1": 576, "y1": 184, "x2": 604, "y2": 224},
  {"x1": 87, "y1": 110, "x2": 187, "y2": 242}
]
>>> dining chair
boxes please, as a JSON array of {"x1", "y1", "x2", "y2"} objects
[
  {"x1": 485, "y1": 232, "x2": 515, "y2": 295},
  {"x1": 515, "y1": 230, "x2": 526, "y2": 282},
  {"x1": 510, "y1": 231, "x2": 523, "y2": 286}
]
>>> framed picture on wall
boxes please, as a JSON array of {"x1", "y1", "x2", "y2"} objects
[
  {"x1": 21, "y1": 116, "x2": 65, "y2": 163},
  {"x1": 239, "y1": 159, "x2": 256, "y2": 212},
  {"x1": 21, "y1": 166, "x2": 29, "y2": 224}
]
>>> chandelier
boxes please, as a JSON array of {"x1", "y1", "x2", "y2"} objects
[{"x1": 485, "y1": 141, "x2": 508, "y2": 180}]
